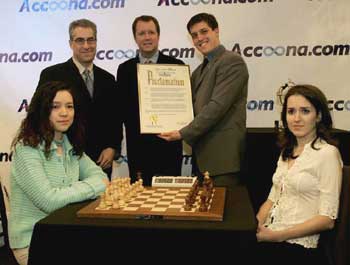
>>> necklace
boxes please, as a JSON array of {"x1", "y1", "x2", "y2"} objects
[
  {"x1": 54, "y1": 139, "x2": 64, "y2": 146},
  {"x1": 54, "y1": 139, "x2": 67, "y2": 173}
]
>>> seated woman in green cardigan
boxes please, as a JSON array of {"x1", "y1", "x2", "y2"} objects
[{"x1": 9, "y1": 81, "x2": 108, "y2": 265}]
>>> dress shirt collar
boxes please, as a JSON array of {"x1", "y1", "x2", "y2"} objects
[
  {"x1": 205, "y1": 44, "x2": 225, "y2": 62},
  {"x1": 72, "y1": 57, "x2": 94, "y2": 79},
  {"x1": 138, "y1": 50, "x2": 159, "y2": 64}
]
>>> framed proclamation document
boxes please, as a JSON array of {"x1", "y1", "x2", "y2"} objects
[{"x1": 137, "y1": 63, "x2": 194, "y2": 134}]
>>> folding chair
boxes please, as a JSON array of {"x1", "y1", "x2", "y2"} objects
[
  {"x1": 0, "y1": 176, "x2": 19, "y2": 265},
  {"x1": 334, "y1": 166, "x2": 350, "y2": 265},
  {"x1": 319, "y1": 165, "x2": 350, "y2": 265}
]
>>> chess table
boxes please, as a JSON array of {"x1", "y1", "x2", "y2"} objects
[
  {"x1": 28, "y1": 186, "x2": 257, "y2": 265},
  {"x1": 77, "y1": 187, "x2": 226, "y2": 221}
]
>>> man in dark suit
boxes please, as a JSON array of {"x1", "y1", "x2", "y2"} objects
[
  {"x1": 37, "y1": 19, "x2": 122, "y2": 179},
  {"x1": 160, "y1": 13, "x2": 249, "y2": 189},
  {"x1": 116, "y1": 15, "x2": 184, "y2": 186}
]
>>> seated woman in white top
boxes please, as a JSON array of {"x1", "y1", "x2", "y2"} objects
[{"x1": 256, "y1": 84, "x2": 342, "y2": 265}]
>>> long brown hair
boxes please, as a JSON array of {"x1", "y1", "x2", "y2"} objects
[
  {"x1": 11, "y1": 81, "x2": 85, "y2": 159},
  {"x1": 278, "y1": 84, "x2": 337, "y2": 161}
]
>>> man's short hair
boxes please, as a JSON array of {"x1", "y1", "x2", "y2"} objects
[
  {"x1": 69, "y1": 19, "x2": 97, "y2": 40},
  {"x1": 187, "y1": 13, "x2": 218, "y2": 33},
  {"x1": 132, "y1": 15, "x2": 160, "y2": 37}
]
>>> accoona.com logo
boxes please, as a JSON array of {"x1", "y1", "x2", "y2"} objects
[
  {"x1": 328, "y1": 100, "x2": 350, "y2": 111},
  {"x1": 96, "y1": 47, "x2": 195, "y2": 60},
  {"x1": 157, "y1": 0, "x2": 273, "y2": 7},
  {"x1": 233, "y1": 43, "x2": 350, "y2": 57},
  {"x1": 19, "y1": 0, "x2": 125, "y2": 12},
  {"x1": 0, "y1": 152, "x2": 12, "y2": 163},
  {"x1": 16, "y1": 99, "x2": 350, "y2": 113},
  {"x1": 246, "y1": 99, "x2": 350, "y2": 112},
  {"x1": 247, "y1": 99, "x2": 274, "y2": 111}
]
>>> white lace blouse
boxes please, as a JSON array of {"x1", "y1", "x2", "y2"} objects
[{"x1": 265, "y1": 139, "x2": 343, "y2": 248}]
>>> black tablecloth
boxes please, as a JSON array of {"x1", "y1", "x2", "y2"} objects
[{"x1": 28, "y1": 185, "x2": 257, "y2": 264}]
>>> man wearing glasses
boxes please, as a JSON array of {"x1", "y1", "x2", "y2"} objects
[{"x1": 37, "y1": 19, "x2": 122, "y2": 179}]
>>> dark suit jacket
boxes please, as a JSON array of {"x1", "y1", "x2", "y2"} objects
[
  {"x1": 37, "y1": 58, "x2": 122, "y2": 164},
  {"x1": 180, "y1": 45, "x2": 249, "y2": 176},
  {"x1": 116, "y1": 52, "x2": 184, "y2": 185}
]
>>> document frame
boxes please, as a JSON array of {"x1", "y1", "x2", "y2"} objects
[{"x1": 137, "y1": 63, "x2": 194, "y2": 134}]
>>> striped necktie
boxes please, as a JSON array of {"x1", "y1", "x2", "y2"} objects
[{"x1": 83, "y1": 69, "x2": 94, "y2": 97}]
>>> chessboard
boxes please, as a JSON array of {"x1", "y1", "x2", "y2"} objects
[{"x1": 77, "y1": 187, "x2": 226, "y2": 221}]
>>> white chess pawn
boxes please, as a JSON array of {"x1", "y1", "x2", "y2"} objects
[
  {"x1": 96, "y1": 193, "x2": 109, "y2": 210},
  {"x1": 118, "y1": 189, "x2": 126, "y2": 207},
  {"x1": 112, "y1": 196, "x2": 120, "y2": 209},
  {"x1": 130, "y1": 184, "x2": 137, "y2": 197},
  {"x1": 124, "y1": 188, "x2": 131, "y2": 202},
  {"x1": 105, "y1": 186, "x2": 113, "y2": 206},
  {"x1": 119, "y1": 197, "x2": 126, "y2": 207},
  {"x1": 137, "y1": 179, "x2": 144, "y2": 192}
]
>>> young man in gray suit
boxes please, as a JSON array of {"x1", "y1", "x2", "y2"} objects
[{"x1": 160, "y1": 13, "x2": 249, "y2": 189}]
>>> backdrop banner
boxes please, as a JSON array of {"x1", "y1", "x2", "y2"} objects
[{"x1": 1, "y1": 0, "x2": 349, "y2": 178}]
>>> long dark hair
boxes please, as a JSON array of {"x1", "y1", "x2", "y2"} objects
[
  {"x1": 278, "y1": 84, "x2": 337, "y2": 161},
  {"x1": 11, "y1": 81, "x2": 85, "y2": 159}
]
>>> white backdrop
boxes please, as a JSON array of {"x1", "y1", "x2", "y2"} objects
[{"x1": 1, "y1": 0, "x2": 350, "y2": 179}]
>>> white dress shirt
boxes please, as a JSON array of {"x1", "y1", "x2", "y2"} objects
[
  {"x1": 138, "y1": 50, "x2": 159, "y2": 64},
  {"x1": 72, "y1": 57, "x2": 94, "y2": 81},
  {"x1": 265, "y1": 139, "x2": 343, "y2": 248}
]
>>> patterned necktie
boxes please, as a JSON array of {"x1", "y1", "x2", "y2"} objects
[
  {"x1": 83, "y1": 69, "x2": 94, "y2": 97},
  {"x1": 144, "y1": 59, "x2": 153, "y2": 64}
]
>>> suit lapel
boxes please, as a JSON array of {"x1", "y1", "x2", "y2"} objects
[
  {"x1": 193, "y1": 62, "x2": 210, "y2": 91},
  {"x1": 156, "y1": 52, "x2": 166, "y2": 63},
  {"x1": 92, "y1": 65, "x2": 98, "y2": 98},
  {"x1": 192, "y1": 46, "x2": 226, "y2": 94},
  {"x1": 67, "y1": 58, "x2": 92, "y2": 99},
  {"x1": 192, "y1": 61, "x2": 210, "y2": 96}
]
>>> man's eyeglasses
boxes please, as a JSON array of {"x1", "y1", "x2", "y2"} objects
[{"x1": 71, "y1": 37, "x2": 97, "y2": 45}]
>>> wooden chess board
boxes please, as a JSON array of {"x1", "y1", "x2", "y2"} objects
[{"x1": 77, "y1": 187, "x2": 226, "y2": 221}]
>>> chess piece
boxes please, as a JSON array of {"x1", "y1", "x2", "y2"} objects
[
  {"x1": 96, "y1": 193, "x2": 109, "y2": 210},
  {"x1": 118, "y1": 193, "x2": 126, "y2": 207},
  {"x1": 124, "y1": 188, "x2": 131, "y2": 202},
  {"x1": 105, "y1": 185, "x2": 113, "y2": 206},
  {"x1": 199, "y1": 190, "x2": 208, "y2": 212},
  {"x1": 202, "y1": 171, "x2": 213, "y2": 192},
  {"x1": 112, "y1": 198, "x2": 120, "y2": 209},
  {"x1": 184, "y1": 195, "x2": 192, "y2": 211},
  {"x1": 137, "y1": 179, "x2": 144, "y2": 192}
]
